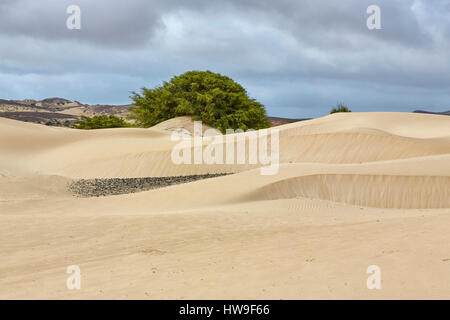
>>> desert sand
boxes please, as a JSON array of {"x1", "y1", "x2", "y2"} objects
[{"x1": 0, "y1": 112, "x2": 449, "y2": 299}]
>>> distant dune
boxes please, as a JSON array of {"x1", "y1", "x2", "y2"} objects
[
  {"x1": 413, "y1": 109, "x2": 450, "y2": 116},
  {"x1": 267, "y1": 116, "x2": 310, "y2": 126},
  {"x1": 0, "y1": 112, "x2": 449, "y2": 299}
]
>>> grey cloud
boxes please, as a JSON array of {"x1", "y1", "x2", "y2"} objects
[
  {"x1": 0, "y1": 0, "x2": 164, "y2": 47},
  {"x1": 0, "y1": 0, "x2": 442, "y2": 49},
  {"x1": 0, "y1": 0, "x2": 449, "y2": 116}
]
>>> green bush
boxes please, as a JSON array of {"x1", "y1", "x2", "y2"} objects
[
  {"x1": 129, "y1": 70, "x2": 270, "y2": 133},
  {"x1": 330, "y1": 103, "x2": 351, "y2": 114},
  {"x1": 71, "y1": 115, "x2": 131, "y2": 129}
]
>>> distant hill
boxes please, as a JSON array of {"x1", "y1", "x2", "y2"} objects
[
  {"x1": 413, "y1": 110, "x2": 450, "y2": 116},
  {"x1": 0, "y1": 98, "x2": 132, "y2": 127}
]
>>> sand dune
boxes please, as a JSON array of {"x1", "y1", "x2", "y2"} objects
[
  {"x1": 251, "y1": 174, "x2": 450, "y2": 209},
  {"x1": 0, "y1": 112, "x2": 449, "y2": 299},
  {"x1": 279, "y1": 112, "x2": 450, "y2": 138},
  {"x1": 1, "y1": 112, "x2": 449, "y2": 178}
]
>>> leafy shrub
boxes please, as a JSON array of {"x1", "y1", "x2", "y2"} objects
[
  {"x1": 71, "y1": 115, "x2": 131, "y2": 129},
  {"x1": 330, "y1": 103, "x2": 351, "y2": 114},
  {"x1": 129, "y1": 70, "x2": 270, "y2": 133},
  {"x1": 45, "y1": 119, "x2": 61, "y2": 126}
]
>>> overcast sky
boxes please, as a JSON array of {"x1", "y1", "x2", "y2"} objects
[{"x1": 0, "y1": 0, "x2": 449, "y2": 117}]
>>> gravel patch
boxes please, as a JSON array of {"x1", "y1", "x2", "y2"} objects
[{"x1": 68, "y1": 173, "x2": 231, "y2": 197}]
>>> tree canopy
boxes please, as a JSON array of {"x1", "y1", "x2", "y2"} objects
[{"x1": 129, "y1": 71, "x2": 270, "y2": 133}]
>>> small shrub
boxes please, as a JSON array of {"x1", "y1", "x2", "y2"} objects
[
  {"x1": 71, "y1": 115, "x2": 131, "y2": 129},
  {"x1": 330, "y1": 103, "x2": 351, "y2": 114},
  {"x1": 45, "y1": 119, "x2": 60, "y2": 126}
]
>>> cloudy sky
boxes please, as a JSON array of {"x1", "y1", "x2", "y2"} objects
[{"x1": 0, "y1": 0, "x2": 449, "y2": 117}]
